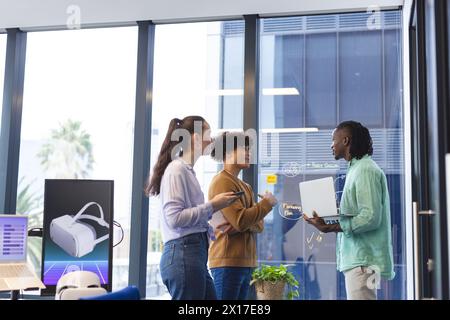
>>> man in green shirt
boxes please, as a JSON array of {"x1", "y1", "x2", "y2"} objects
[{"x1": 303, "y1": 121, "x2": 395, "y2": 300}]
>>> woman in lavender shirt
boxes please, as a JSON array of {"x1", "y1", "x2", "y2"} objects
[{"x1": 145, "y1": 115, "x2": 238, "y2": 300}]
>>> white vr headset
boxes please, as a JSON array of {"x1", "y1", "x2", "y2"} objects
[
  {"x1": 50, "y1": 202, "x2": 109, "y2": 258},
  {"x1": 55, "y1": 271, "x2": 107, "y2": 300}
]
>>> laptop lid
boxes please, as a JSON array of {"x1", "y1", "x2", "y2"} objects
[
  {"x1": 0, "y1": 214, "x2": 28, "y2": 264},
  {"x1": 299, "y1": 177, "x2": 339, "y2": 218}
]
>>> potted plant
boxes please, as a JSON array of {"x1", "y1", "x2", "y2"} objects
[{"x1": 250, "y1": 264, "x2": 299, "y2": 300}]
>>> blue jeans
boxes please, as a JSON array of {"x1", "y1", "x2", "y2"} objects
[
  {"x1": 160, "y1": 232, "x2": 217, "y2": 300},
  {"x1": 211, "y1": 267, "x2": 253, "y2": 300}
]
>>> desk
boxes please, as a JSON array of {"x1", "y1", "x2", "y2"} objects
[{"x1": 0, "y1": 289, "x2": 54, "y2": 300}]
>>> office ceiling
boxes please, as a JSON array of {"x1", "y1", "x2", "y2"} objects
[{"x1": 0, "y1": 0, "x2": 403, "y2": 31}]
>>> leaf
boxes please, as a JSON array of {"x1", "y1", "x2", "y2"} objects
[{"x1": 252, "y1": 264, "x2": 300, "y2": 299}]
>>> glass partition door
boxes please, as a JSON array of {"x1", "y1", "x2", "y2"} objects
[{"x1": 252, "y1": 11, "x2": 407, "y2": 299}]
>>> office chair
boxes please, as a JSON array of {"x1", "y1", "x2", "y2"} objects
[{"x1": 79, "y1": 285, "x2": 141, "y2": 300}]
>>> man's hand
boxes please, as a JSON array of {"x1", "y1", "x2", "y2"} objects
[
  {"x1": 216, "y1": 221, "x2": 239, "y2": 235},
  {"x1": 303, "y1": 211, "x2": 328, "y2": 232},
  {"x1": 303, "y1": 211, "x2": 342, "y2": 233}
]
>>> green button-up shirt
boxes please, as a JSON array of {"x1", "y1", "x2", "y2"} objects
[{"x1": 337, "y1": 155, "x2": 395, "y2": 280}]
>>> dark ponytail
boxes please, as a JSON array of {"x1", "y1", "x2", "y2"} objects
[{"x1": 145, "y1": 115, "x2": 207, "y2": 196}]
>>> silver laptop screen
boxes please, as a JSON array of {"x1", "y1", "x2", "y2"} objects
[{"x1": 0, "y1": 215, "x2": 28, "y2": 262}]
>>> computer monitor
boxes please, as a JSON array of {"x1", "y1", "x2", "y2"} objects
[
  {"x1": 40, "y1": 179, "x2": 114, "y2": 296},
  {"x1": 0, "y1": 215, "x2": 28, "y2": 263}
]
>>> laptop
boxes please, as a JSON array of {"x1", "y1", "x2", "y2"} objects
[
  {"x1": 0, "y1": 214, "x2": 45, "y2": 291},
  {"x1": 299, "y1": 177, "x2": 339, "y2": 218}
]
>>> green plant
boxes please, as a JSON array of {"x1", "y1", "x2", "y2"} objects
[
  {"x1": 16, "y1": 177, "x2": 43, "y2": 274},
  {"x1": 148, "y1": 229, "x2": 163, "y2": 252},
  {"x1": 251, "y1": 264, "x2": 299, "y2": 300}
]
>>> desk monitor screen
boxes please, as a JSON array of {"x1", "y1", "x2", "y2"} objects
[
  {"x1": 0, "y1": 215, "x2": 28, "y2": 262},
  {"x1": 41, "y1": 179, "x2": 114, "y2": 296},
  {"x1": 299, "y1": 177, "x2": 339, "y2": 218}
]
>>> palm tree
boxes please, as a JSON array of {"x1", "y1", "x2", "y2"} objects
[
  {"x1": 37, "y1": 119, "x2": 94, "y2": 179},
  {"x1": 18, "y1": 119, "x2": 95, "y2": 275},
  {"x1": 16, "y1": 177, "x2": 43, "y2": 275}
]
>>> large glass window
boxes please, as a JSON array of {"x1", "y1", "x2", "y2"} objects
[
  {"x1": 147, "y1": 21, "x2": 244, "y2": 298},
  {"x1": 340, "y1": 31, "x2": 383, "y2": 127},
  {"x1": 253, "y1": 11, "x2": 405, "y2": 299},
  {"x1": 0, "y1": 34, "x2": 6, "y2": 133},
  {"x1": 17, "y1": 27, "x2": 138, "y2": 291},
  {"x1": 306, "y1": 33, "x2": 337, "y2": 127}
]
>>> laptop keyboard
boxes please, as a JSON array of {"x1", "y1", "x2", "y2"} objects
[{"x1": 0, "y1": 264, "x2": 35, "y2": 278}]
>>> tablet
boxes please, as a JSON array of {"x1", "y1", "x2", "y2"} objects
[{"x1": 209, "y1": 211, "x2": 228, "y2": 230}]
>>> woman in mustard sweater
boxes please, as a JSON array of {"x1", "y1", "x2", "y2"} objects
[{"x1": 208, "y1": 132, "x2": 277, "y2": 300}]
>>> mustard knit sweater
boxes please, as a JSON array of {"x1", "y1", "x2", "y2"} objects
[{"x1": 208, "y1": 170, "x2": 273, "y2": 268}]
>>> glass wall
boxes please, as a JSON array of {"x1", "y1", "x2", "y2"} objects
[
  {"x1": 147, "y1": 21, "x2": 245, "y2": 298},
  {"x1": 17, "y1": 27, "x2": 138, "y2": 290},
  {"x1": 0, "y1": 34, "x2": 6, "y2": 133},
  {"x1": 2, "y1": 10, "x2": 406, "y2": 300},
  {"x1": 227, "y1": 11, "x2": 405, "y2": 299}
]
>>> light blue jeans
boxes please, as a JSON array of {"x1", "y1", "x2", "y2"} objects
[{"x1": 160, "y1": 232, "x2": 216, "y2": 300}]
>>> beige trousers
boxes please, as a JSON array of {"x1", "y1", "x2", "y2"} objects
[{"x1": 343, "y1": 266, "x2": 378, "y2": 300}]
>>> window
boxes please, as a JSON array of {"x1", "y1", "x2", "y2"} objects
[
  {"x1": 0, "y1": 34, "x2": 6, "y2": 133},
  {"x1": 306, "y1": 33, "x2": 337, "y2": 127},
  {"x1": 17, "y1": 27, "x2": 138, "y2": 291},
  {"x1": 148, "y1": 21, "x2": 244, "y2": 298},
  {"x1": 256, "y1": 11, "x2": 405, "y2": 299},
  {"x1": 339, "y1": 31, "x2": 383, "y2": 127}
]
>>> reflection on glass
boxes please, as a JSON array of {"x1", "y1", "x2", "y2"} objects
[
  {"x1": 17, "y1": 27, "x2": 138, "y2": 291},
  {"x1": 249, "y1": 11, "x2": 404, "y2": 299},
  {"x1": 148, "y1": 21, "x2": 244, "y2": 299},
  {"x1": 0, "y1": 34, "x2": 6, "y2": 133}
]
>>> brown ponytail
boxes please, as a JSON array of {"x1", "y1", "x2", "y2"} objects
[{"x1": 145, "y1": 115, "x2": 208, "y2": 196}]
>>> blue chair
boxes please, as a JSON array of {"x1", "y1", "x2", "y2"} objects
[{"x1": 80, "y1": 286, "x2": 141, "y2": 300}]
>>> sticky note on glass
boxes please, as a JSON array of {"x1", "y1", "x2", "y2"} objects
[{"x1": 266, "y1": 174, "x2": 277, "y2": 184}]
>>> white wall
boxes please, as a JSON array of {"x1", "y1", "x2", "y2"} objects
[{"x1": 0, "y1": 0, "x2": 403, "y2": 30}]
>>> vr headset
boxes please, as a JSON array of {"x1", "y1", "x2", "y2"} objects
[
  {"x1": 55, "y1": 271, "x2": 107, "y2": 300},
  {"x1": 50, "y1": 202, "x2": 109, "y2": 258}
]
